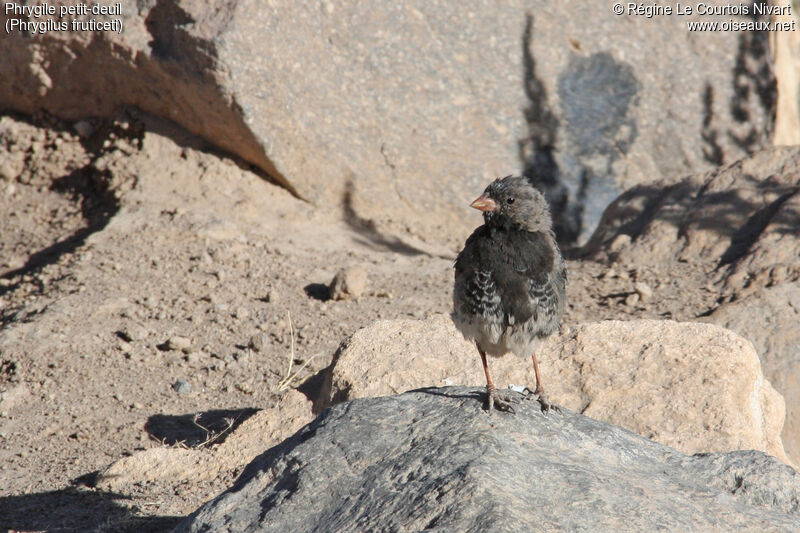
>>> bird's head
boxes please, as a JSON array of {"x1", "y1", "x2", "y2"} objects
[{"x1": 470, "y1": 176, "x2": 552, "y2": 232}]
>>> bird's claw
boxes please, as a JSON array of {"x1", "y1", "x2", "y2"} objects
[
  {"x1": 486, "y1": 388, "x2": 515, "y2": 414},
  {"x1": 522, "y1": 387, "x2": 561, "y2": 414},
  {"x1": 537, "y1": 395, "x2": 560, "y2": 414}
]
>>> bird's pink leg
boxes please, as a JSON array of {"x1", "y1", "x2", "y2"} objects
[
  {"x1": 527, "y1": 352, "x2": 559, "y2": 413},
  {"x1": 531, "y1": 351, "x2": 544, "y2": 395},
  {"x1": 479, "y1": 348, "x2": 514, "y2": 413}
]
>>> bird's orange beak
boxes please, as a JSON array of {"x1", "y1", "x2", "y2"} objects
[{"x1": 470, "y1": 194, "x2": 496, "y2": 212}]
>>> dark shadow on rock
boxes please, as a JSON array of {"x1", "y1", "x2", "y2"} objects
[
  {"x1": 145, "y1": 408, "x2": 259, "y2": 447},
  {"x1": 296, "y1": 365, "x2": 327, "y2": 412},
  {"x1": 145, "y1": 1, "x2": 303, "y2": 196},
  {"x1": 578, "y1": 166, "x2": 800, "y2": 265},
  {"x1": 518, "y1": 15, "x2": 639, "y2": 247},
  {"x1": 718, "y1": 185, "x2": 800, "y2": 266},
  {"x1": 145, "y1": 0, "x2": 197, "y2": 64},
  {"x1": 0, "y1": 486, "x2": 181, "y2": 533},
  {"x1": 518, "y1": 13, "x2": 576, "y2": 245},
  {"x1": 0, "y1": 112, "x2": 126, "y2": 326},
  {"x1": 556, "y1": 52, "x2": 638, "y2": 245},
  {"x1": 341, "y1": 180, "x2": 450, "y2": 259},
  {"x1": 728, "y1": 1, "x2": 775, "y2": 154},
  {"x1": 701, "y1": 83, "x2": 724, "y2": 166},
  {"x1": 410, "y1": 385, "x2": 487, "y2": 403}
]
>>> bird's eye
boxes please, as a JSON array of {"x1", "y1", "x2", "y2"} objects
[{"x1": 506, "y1": 197, "x2": 515, "y2": 205}]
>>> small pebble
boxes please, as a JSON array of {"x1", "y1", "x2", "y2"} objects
[
  {"x1": 166, "y1": 336, "x2": 193, "y2": 353},
  {"x1": 609, "y1": 234, "x2": 631, "y2": 253},
  {"x1": 625, "y1": 293, "x2": 640, "y2": 307},
  {"x1": 0, "y1": 162, "x2": 18, "y2": 181},
  {"x1": 235, "y1": 382, "x2": 254, "y2": 395},
  {"x1": 265, "y1": 289, "x2": 279, "y2": 303},
  {"x1": 329, "y1": 266, "x2": 368, "y2": 301},
  {"x1": 172, "y1": 379, "x2": 191, "y2": 394},
  {"x1": 73, "y1": 119, "x2": 94, "y2": 138},
  {"x1": 249, "y1": 332, "x2": 270, "y2": 352},
  {"x1": 233, "y1": 351, "x2": 250, "y2": 363},
  {"x1": 372, "y1": 290, "x2": 394, "y2": 298},
  {"x1": 184, "y1": 351, "x2": 202, "y2": 364},
  {"x1": 634, "y1": 282, "x2": 653, "y2": 302}
]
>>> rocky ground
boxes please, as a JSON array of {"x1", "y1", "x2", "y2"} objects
[
  {"x1": 0, "y1": 111, "x2": 795, "y2": 532},
  {"x1": 0, "y1": 111, "x2": 744, "y2": 529},
  {"x1": 1, "y1": 2, "x2": 797, "y2": 531}
]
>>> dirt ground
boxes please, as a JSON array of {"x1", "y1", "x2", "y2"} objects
[{"x1": 0, "y1": 112, "x2": 721, "y2": 532}]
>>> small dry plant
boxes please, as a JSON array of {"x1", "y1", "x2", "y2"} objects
[
  {"x1": 274, "y1": 310, "x2": 318, "y2": 393},
  {"x1": 190, "y1": 413, "x2": 235, "y2": 448}
]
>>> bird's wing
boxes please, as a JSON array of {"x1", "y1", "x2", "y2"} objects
[
  {"x1": 455, "y1": 228, "x2": 565, "y2": 334},
  {"x1": 494, "y1": 231, "x2": 564, "y2": 332},
  {"x1": 520, "y1": 266, "x2": 565, "y2": 333},
  {"x1": 453, "y1": 227, "x2": 503, "y2": 320}
]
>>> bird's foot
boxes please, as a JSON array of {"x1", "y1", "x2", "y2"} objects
[
  {"x1": 522, "y1": 387, "x2": 561, "y2": 414},
  {"x1": 486, "y1": 387, "x2": 515, "y2": 414}
]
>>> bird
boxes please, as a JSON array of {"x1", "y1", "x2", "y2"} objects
[{"x1": 452, "y1": 175, "x2": 566, "y2": 413}]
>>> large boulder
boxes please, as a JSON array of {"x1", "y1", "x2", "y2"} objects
[
  {"x1": 317, "y1": 314, "x2": 790, "y2": 464},
  {"x1": 0, "y1": 2, "x2": 774, "y2": 244},
  {"x1": 176, "y1": 388, "x2": 800, "y2": 532},
  {"x1": 581, "y1": 147, "x2": 800, "y2": 300},
  {"x1": 704, "y1": 283, "x2": 800, "y2": 463},
  {"x1": 581, "y1": 146, "x2": 800, "y2": 463}
]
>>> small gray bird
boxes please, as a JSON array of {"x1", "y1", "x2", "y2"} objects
[{"x1": 453, "y1": 176, "x2": 566, "y2": 413}]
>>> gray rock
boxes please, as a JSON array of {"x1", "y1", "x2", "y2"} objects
[
  {"x1": 0, "y1": 2, "x2": 773, "y2": 245},
  {"x1": 176, "y1": 387, "x2": 800, "y2": 532},
  {"x1": 172, "y1": 379, "x2": 191, "y2": 395}
]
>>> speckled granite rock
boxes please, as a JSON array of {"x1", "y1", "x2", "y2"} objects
[
  {"x1": 317, "y1": 315, "x2": 790, "y2": 464},
  {"x1": 176, "y1": 387, "x2": 800, "y2": 532}
]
